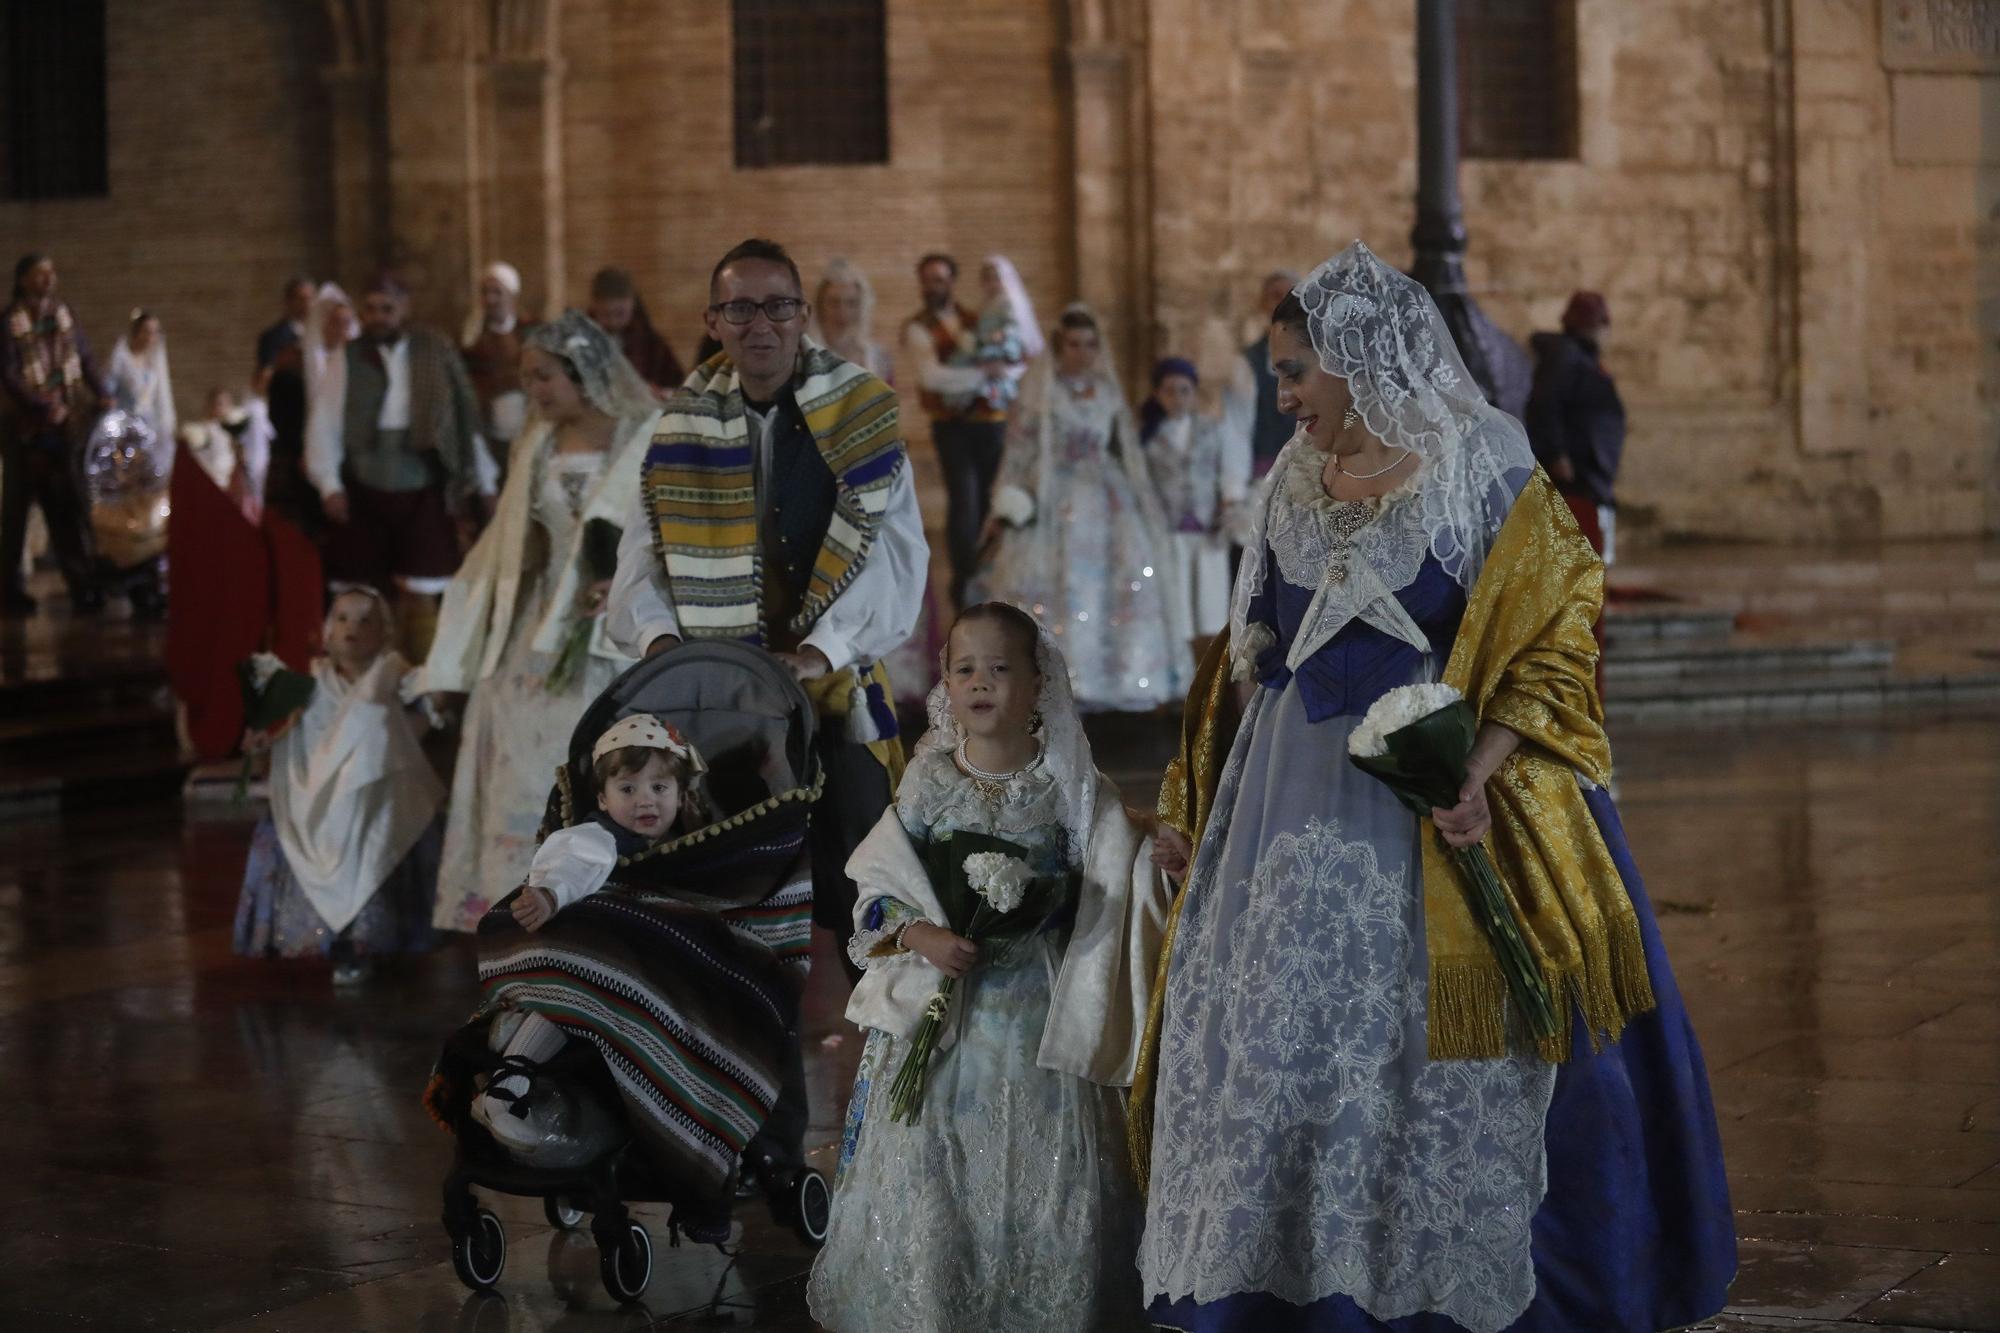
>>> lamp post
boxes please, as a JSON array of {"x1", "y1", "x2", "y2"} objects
[{"x1": 1410, "y1": 0, "x2": 1531, "y2": 418}]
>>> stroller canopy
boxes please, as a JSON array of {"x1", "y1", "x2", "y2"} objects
[{"x1": 547, "y1": 640, "x2": 820, "y2": 834}]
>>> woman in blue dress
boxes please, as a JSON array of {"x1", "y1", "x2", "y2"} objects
[{"x1": 1133, "y1": 242, "x2": 1736, "y2": 1333}]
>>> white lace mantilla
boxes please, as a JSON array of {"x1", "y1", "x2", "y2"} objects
[
  {"x1": 1141, "y1": 780, "x2": 1554, "y2": 1332},
  {"x1": 1229, "y1": 242, "x2": 1535, "y2": 675}
]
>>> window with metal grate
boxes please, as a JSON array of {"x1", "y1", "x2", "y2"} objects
[
  {"x1": 1459, "y1": 0, "x2": 1578, "y2": 162},
  {"x1": 732, "y1": 0, "x2": 889, "y2": 169},
  {"x1": 2, "y1": 0, "x2": 110, "y2": 200}
]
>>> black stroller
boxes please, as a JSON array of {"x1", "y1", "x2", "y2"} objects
[{"x1": 430, "y1": 641, "x2": 833, "y2": 1303}]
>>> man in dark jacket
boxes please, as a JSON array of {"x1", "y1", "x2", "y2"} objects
[
  {"x1": 1526, "y1": 291, "x2": 1625, "y2": 563},
  {"x1": 303, "y1": 274, "x2": 491, "y2": 655},
  {"x1": 257, "y1": 276, "x2": 318, "y2": 532}
]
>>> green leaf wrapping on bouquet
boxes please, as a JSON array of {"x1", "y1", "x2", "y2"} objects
[
  {"x1": 888, "y1": 830, "x2": 1074, "y2": 1123},
  {"x1": 545, "y1": 519, "x2": 625, "y2": 695},
  {"x1": 237, "y1": 658, "x2": 315, "y2": 734},
  {"x1": 1347, "y1": 700, "x2": 1478, "y2": 816},
  {"x1": 235, "y1": 656, "x2": 316, "y2": 801},
  {"x1": 1348, "y1": 699, "x2": 1560, "y2": 1043},
  {"x1": 543, "y1": 619, "x2": 594, "y2": 696},
  {"x1": 919, "y1": 830, "x2": 1067, "y2": 942}
]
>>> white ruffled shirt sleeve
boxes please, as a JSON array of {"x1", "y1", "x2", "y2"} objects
[
  {"x1": 802, "y1": 460, "x2": 928, "y2": 672},
  {"x1": 902, "y1": 316, "x2": 987, "y2": 399},
  {"x1": 525, "y1": 822, "x2": 621, "y2": 911},
  {"x1": 606, "y1": 483, "x2": 681, "y2": 658}
]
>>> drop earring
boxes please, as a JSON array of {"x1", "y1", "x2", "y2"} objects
[{"x1": 1343, "y1": 406, "x2": 1361, "y2": 429}]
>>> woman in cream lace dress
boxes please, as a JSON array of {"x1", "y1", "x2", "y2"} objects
[{"x1": 422, "y1": 312, "x2": 662, "y2": 931}]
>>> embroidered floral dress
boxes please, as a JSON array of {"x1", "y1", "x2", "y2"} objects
[
  {"x1": 433, "y1": 449, "x2": 616, "y2": 930},
  {"x1": 980, "y1": 375, "x2": 1188, "y2": 711},
  {"x1": 1140, "y1": 447, "x2": 1734, "y2": 1333},
  {"x1": 806, "y1": 747, "x2": 1145, "y2": 1332}
]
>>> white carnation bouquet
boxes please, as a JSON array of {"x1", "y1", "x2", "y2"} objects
[
  {"x1": 1348, "y1": 683, "x2": 1558, "y2": 1040},
  {"x1": 887, "y1": 843, "x2": 1059, "y2": 1123}
]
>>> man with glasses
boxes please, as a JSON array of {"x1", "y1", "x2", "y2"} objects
[
  {"x1": 611, "y1": 238, "x2": 924, "y2": 913},
  {"x1": 608, "y1": 235, "x2": 926, "y2": 1208}
]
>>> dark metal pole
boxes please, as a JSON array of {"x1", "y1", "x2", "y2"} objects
[
  {"x1": 1409, "y1": 0, "x2": 1531, "y2": 417},
  {"x1": 1411, "y1": 0, "x2": 1467, "y2": 296}
]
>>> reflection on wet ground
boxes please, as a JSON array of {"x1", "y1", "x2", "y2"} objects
[{"x1": 1, "y1": 713, "x2": 1997, "y2": 1330}]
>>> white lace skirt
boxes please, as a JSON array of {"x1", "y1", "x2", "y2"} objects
[
  {"x1": 1138, "y1": 680, "x2": 1556, "y2": 1333},
  {"x1": 432, "y1": 581, "x2": 621, "y2": 932},
  {"x1": 808, "y1": 938, "x2": 1145, "y2": 1332}
]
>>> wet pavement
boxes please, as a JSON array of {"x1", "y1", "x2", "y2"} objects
[{"x1": 3, "y1": 706, "x2": 1999, "y2": 1329}]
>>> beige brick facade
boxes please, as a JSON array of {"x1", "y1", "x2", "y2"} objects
[{"x1": 4, "y1": 0, "x2": 1991, "y2": 544}]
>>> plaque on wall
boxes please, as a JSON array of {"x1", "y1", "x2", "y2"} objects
[{"x1": 1883, "y1": 0, "x2": 2000, "y2": 72}]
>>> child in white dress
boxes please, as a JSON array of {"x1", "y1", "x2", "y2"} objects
[
  {"x1": 806, "y1": 602, "x2": 1173, "y2": 1332},
  {"x1": 231, "y1": 587, "x2": 443, "y2": 982}
]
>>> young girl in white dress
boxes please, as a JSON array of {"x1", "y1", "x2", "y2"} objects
[
  {"x1": 806, "y1": 601, "x2": 1173, "y2": 1333},
  {"x1": 232, "y1": 587, "x2": 443, "y2": 982}
]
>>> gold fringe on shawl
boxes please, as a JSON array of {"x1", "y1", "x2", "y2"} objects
[
  {"x1": 1127, "y1": 470, "x2": 1657, "y2": 1188},
  {"x1": 1127, "y1": 631, "x2": 1241, "y2": 1190},
  {"x1": 1427, "y1": 470, "x2": 1653, "y2": 1062}
]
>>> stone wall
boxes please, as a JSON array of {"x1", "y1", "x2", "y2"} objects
[
  {"x1": 0, "y1": 0, "x2": 335, "y2": 424},
  {"x1": 1144, "y1": 0, "x2": 1998, "y2": 544},
  {"x1": 553, "y1": 0, "x2": 1075, "y2": 386},
  {"x1": 11, "y1": 0, "x2": 1991, "y2": 544}
]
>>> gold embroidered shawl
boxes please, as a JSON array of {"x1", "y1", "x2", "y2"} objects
[{"x1": 1129, "y1": 471, "x2": 1656, "y2": 1184}]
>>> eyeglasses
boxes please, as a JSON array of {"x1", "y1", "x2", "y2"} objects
[{"x1": 709, "y1": 297, "x2": 805, "y2": 326}]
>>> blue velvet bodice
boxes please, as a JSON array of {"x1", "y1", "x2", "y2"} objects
[{"x1": 1247, "y1": 550, "x2": 1466, "y2": 723}]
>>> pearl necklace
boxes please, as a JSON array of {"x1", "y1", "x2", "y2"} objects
[{"x1": 955, "y1": 739, "x2": 1034, "y2": 803}]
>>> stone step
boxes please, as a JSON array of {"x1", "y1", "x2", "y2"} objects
[
  {"x1": 0, "y1": 741, "x2": 188, "y2": 817},
  {"x1": 1606, "y1": 665, "x2": 2000, "y2": 724},
  {"x1": 1603, "y1": 604, "x2": 1737, "y2": 643},
  {"x1": 1604, "y1": 637, "x2": 1896, "y2": 680},
  {"x1": 0, "y1": 694, "x2": 177, "y2": 761}
]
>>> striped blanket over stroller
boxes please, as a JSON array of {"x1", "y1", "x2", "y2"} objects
[{"x1": 473, "y1": 790, "x2": 814, "y2": 1199}]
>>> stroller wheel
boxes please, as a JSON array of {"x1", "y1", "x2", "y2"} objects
[
  {"x1": 543, "y1": 1195, "x2": 586, "y2": 1230},
  {"x1": 451, "y1": 1208, "x2": 507, "y2": 1291},
  {"x1": 598, "y1": 1221, "x2": 652, "y2": 1303},
  {"x1": 792, "y1": 1169, "x2": 831, "y2": 1246}
]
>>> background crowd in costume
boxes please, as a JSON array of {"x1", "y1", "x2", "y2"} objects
[{"x1": 5, "y1": 229, "x2": 1694, "y2": 1331}]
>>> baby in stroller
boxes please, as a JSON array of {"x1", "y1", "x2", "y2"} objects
[
  {"x1": 428, "y1": 641, "x2": 830, "y2": 1301},
  {"x1": 470, "y1": 712, "x2": 713, "y2": 1157}
]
